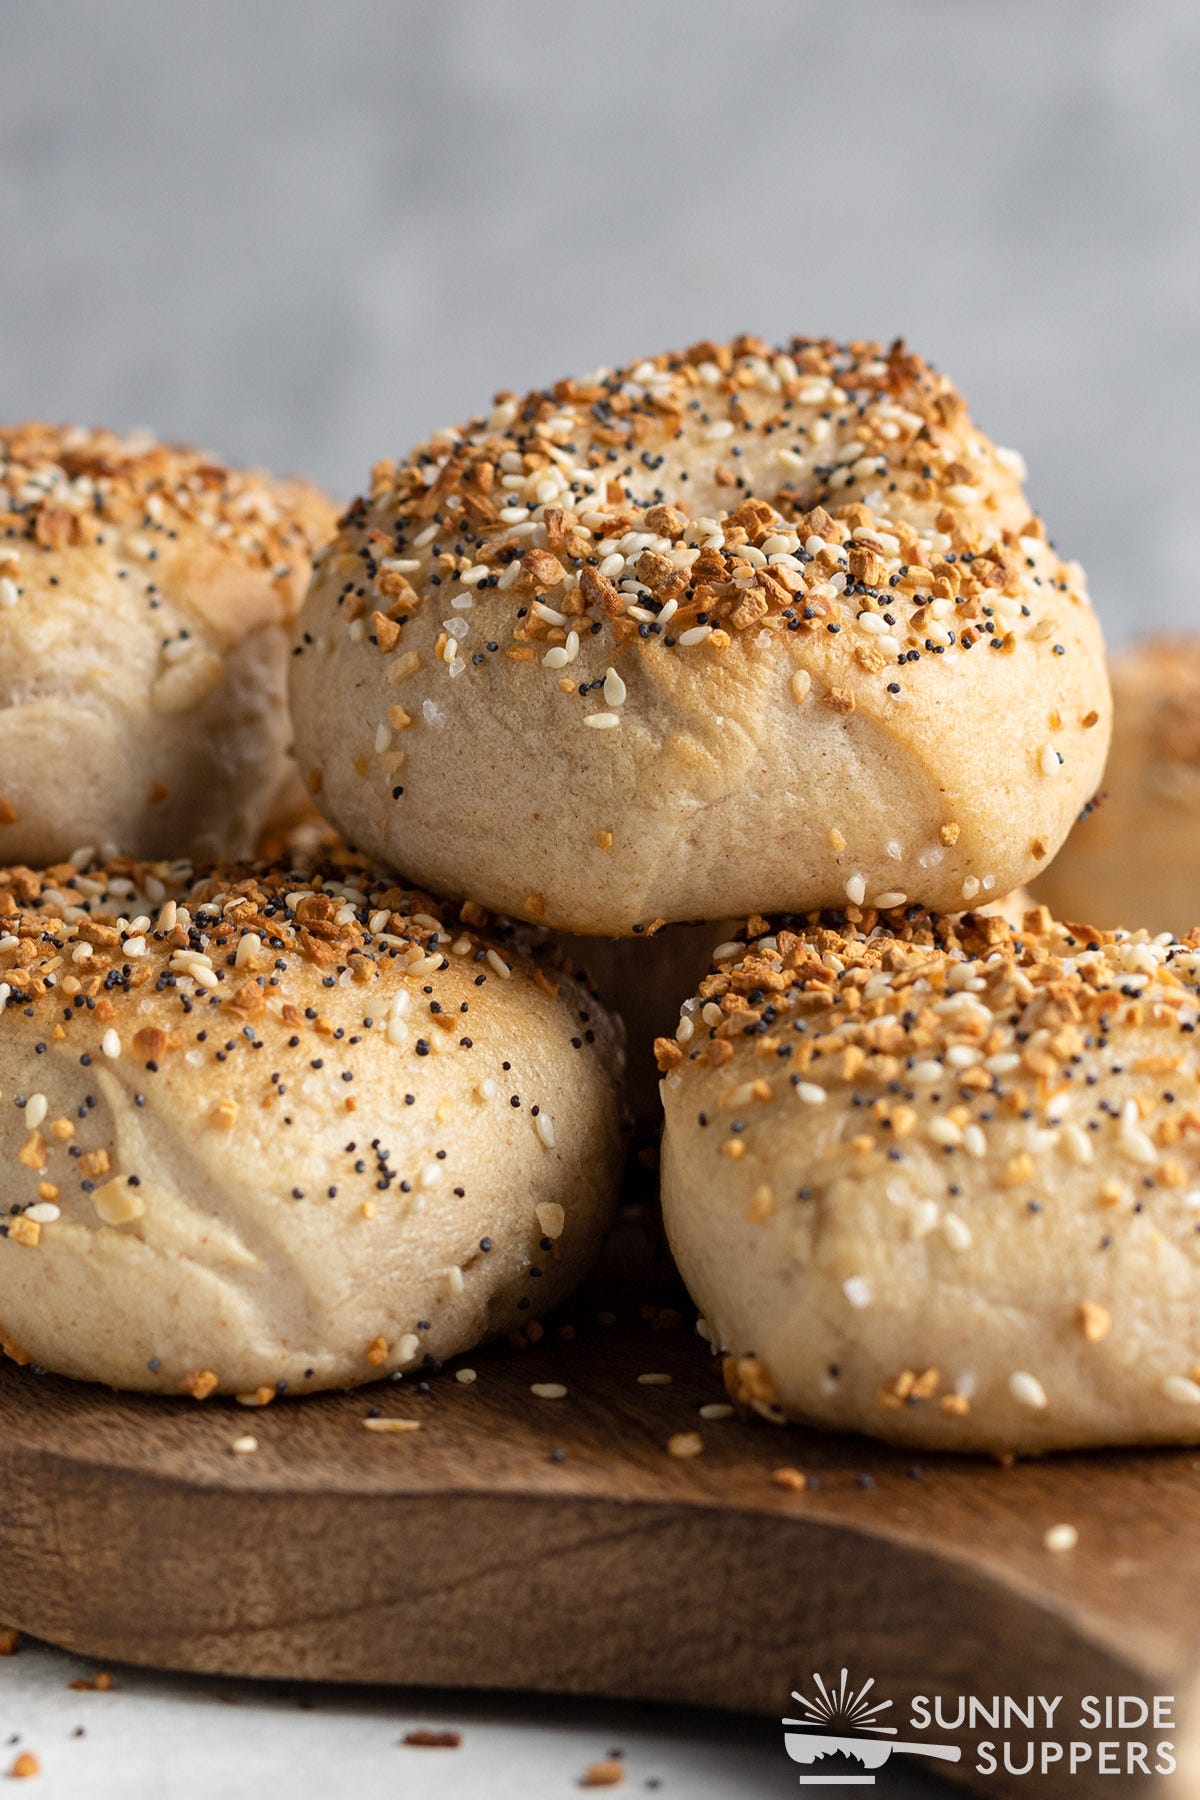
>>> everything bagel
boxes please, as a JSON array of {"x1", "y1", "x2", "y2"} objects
[
  {"x1": 0, "y1": 845, "x2": 623, "y2": 1395},
  {"x1": 290, "y1": 336, "x2": 1110, "y2": 934},
  {"x1": 659, "y1": 903, "x2": 1200, "y2": 1453}
]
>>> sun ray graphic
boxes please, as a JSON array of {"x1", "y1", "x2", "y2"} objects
[{"x1": 784, "y1": 1670, "x2": 897, "y2": 1736}]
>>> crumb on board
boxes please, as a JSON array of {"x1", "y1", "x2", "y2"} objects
[
  {"x1": 666, "y1": 1431, "x2": 703, "y2": 1459},
  {"x1": 580, "y1": 1758, "x2": 625, "y2": 1787},
  {"x1": 771, "y1": 1467, "x2": 809, "y2": 1491}
]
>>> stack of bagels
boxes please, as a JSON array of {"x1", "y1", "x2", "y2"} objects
[{"x1": 2, "y1": 339, "x2": 1196, "y2": 1456}]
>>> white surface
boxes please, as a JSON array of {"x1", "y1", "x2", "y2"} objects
[{"x1": 0, "y1": 1638, "x2": 948, "y2": 1798}]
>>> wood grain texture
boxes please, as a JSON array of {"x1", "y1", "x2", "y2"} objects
[{"x1": 0, "y1": 1220, "x2": 1198, "y2": 1797}]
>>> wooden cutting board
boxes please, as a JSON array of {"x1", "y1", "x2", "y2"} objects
[{"x1": 1, "y1": 1210, "x2": 1199, "y2": 1797}]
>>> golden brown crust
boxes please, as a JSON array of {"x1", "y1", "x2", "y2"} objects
[{"x1": 291, "y1": 335, "x2": 1110, "y2": 933}]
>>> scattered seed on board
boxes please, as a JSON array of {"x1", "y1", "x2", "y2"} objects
[{"x1": 667, "y1": 1432, "x2": 704, "y2": 1458}]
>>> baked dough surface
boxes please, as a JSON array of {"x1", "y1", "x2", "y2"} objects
[
  {"x1": 291, "y1": 336, "x2": 1110, "y2": 933},
  {"x1": 659, "y1": 903, "x2": 1200, "y2": 1452},
  {"x1": 0, "y1": 846, "x2": 623, "y2": 1395},
  {"x1": 0, "y1": 423, "x2": 337, "y2": 864}
]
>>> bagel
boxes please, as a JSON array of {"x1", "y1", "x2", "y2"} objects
[
  {"x1": 0, "y1": 846, "x2": 623, "y2": 1395},
  {"x1": 0, "y1": 423, "x2": 337, "y2": 866},
  {"x1": 1037, "y1": 637, "x2": 1200, "y2": 936},
  {"x1": 290, "y1": 335, "x2": 1111, "y2": 935},
  {"x1": 658, "y1": 903, "x2": 1200, "y2": 1453}
]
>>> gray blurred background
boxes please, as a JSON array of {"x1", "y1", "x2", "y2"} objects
[{"x1": 1, "y1": 0, "x2": 1197, "y2": 642}]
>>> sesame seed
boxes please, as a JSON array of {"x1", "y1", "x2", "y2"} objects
[
  {"x1": 941, "y1": 1212, "x2": 972, "y2": 1252},
  {"x1": 1009, "y1": 1371, "x2": 1048, "y2": 1411},
  {"x1": 235, "y1": 932, "x2": 261, "y2": 968},
  {"x1": 1162, "y1": 1375, "x2": 1200, "y2": 1406}
]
